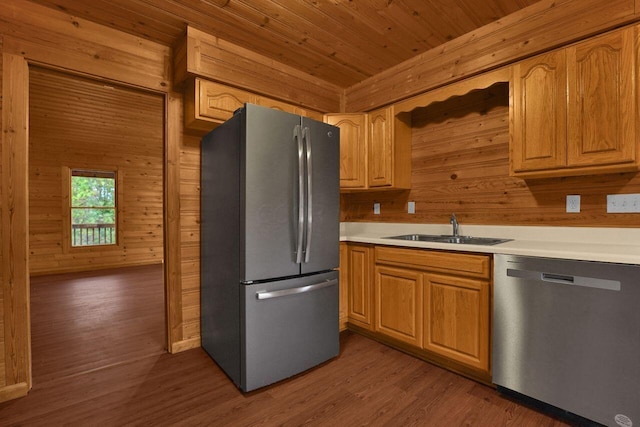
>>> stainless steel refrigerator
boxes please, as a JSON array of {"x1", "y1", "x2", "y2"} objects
[{"x1": 200, "y1": 103, "x2": 340, "y2": 392}]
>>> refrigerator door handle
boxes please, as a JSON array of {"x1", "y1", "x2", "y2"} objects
[
  {"x1": 295, "y1": 125, "x2": 305, "y2": 264},
  {"x1": 303, "y1": 126, "x2": 313, "y2": 263},
  {"x1": 256, "y1": 279, "x2": 337, "y2": 300}
]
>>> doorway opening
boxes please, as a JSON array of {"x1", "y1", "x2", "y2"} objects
[{"x1": 28, "y1": 66, "x2": 166, "y2": 385}]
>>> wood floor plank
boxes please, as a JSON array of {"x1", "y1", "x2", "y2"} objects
[
  {"x1": 29, "y1": 264, "x2": 166, "y2": 384},
  {"x1": 0, "y1": 266, "x2": 571, "y2": 426}
]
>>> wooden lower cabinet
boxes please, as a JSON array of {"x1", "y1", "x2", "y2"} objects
[
  {"x1": 374, "y1": 266, "x2": 423, "y2": 347},
  {"x1": 338, "y1": 243, "x2": 350, "y2": 331},
  {"x1": 423, "y1": 273, "x2": 490, "y2": 372},
  {"x1": 343, "y1": 245, "x2": 492, "y2": 382},
  {"x1": 346, "y1": 243, "x2": 374, "y2": 330}
]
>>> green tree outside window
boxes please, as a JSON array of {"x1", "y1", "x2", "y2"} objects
[{"x1": 71, "y1": 170, "x2": 117, "y2": 246}]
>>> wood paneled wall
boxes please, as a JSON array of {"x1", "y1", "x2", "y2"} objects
[
  {"x1": 345, "y1": 0, "x2": 637, "y2": 112},
  {"x1": 177, "y1": 131, "x2": 202, "y2": 348},
  {"x1": 341, "y1": 84, "x2": 640, "y2": 227},
  {"x1": 0, "y1": 40, "x2": 4, "y2": 391},
  {"x1": 28, "y1": 67, "x2": 164, "y2": 275}
]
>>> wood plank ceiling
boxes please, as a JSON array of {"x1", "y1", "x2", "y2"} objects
[{"x1": 25, "y1": 0, "x2": 542, "y2": 87}]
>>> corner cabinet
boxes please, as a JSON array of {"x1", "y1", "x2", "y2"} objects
[
  {"x1": 511, "y1": 25, "x2": 638, "y2": 178},
  {"x1": 324, "y1": 106, "x2": 411, "y2": 192}
]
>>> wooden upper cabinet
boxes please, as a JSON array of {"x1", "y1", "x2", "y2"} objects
[
  {"x1": 257, "y1": 96, "x2": 323, "y2": 121},
  {"x1": 324, "y1": 113, "x2": 368, "y2": 189},
  {"x1": 198, "y1": 79, "x2": 252, "y2": 122},
  {"x1": 368, "y1": 107, "x2": 394, "y2": 187},
  {"x1": 511, "y1": 25, "x2": 638, "y2": 178},
  {"x1": 367, "y1": 106, "x2": 412, "y2": 190},
  {"x1": 325, "y1": 107, "x2": 410, "y2": 191},
  {"x1": 511, "y1": 50, "x2": 567, "y2": 173},
  {"x1": 184, "y1": 78, "x2": 323, "y2": 133},
  {"x1": 567, "y1": 27, "x2": 636, "y2": 167}
]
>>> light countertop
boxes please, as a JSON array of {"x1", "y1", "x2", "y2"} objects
[{"x1": 340, "y1": 222, "x2": 640, "y2": 265}]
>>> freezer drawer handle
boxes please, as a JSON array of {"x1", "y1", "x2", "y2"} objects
[{"x1": 256, "y1": 279, "x2": 337, "y2": 300}]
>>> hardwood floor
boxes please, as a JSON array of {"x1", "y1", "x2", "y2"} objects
[
  {"x1": 0, "y1": 265, "x2": 569, "y2": 426},
  {"x1": 29, "y1": 264, "x2": 166, "y2": 384}
]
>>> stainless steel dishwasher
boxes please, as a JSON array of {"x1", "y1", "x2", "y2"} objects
[{"x1": 493, "y1": 254, "x2": 640, "y2": 427}]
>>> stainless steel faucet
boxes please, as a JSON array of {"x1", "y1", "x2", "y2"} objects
[{"x1": 450, "y1": 213, "x2": 459, "y2": 237}]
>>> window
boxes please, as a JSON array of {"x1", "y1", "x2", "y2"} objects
[{"x1": 70, "y1": 169, "x2": 117, "y2": 247}]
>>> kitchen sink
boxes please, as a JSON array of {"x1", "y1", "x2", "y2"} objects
[{"x1": 383, "y1": 234, "x2": 512, "y2": 246}]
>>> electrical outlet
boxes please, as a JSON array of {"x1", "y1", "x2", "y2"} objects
[
  {"x1": 373, "y1": 202, "x2": 380, "y2": 215},
  {"x1": 408, "y1": 201, "x2": 415, "y2": 214},
  {"x1": 607, "y1": 194, "x2": 640, "y2": 213},
  {"x1": 566, "y1": 195, "x2": 580, "y2": 213}
]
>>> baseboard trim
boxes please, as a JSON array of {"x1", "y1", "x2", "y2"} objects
[
  {"x1": 170, "y1": 337, "x2": 200, "y2": 353},
  {"x1": 0, "y1": 382, "x2": 30, "y2": 403}
]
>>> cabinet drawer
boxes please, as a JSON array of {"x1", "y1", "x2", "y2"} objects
[{"x1": 375, "y1": 246, "x2": 490, "y2": 279}]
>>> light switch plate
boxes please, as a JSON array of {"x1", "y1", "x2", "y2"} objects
[
  {"x1": 607, "y1": 194, "x2": 640, "y2": 213},
  {"x1": 408, "y1": 201, "x2": 415, "y2": 214},
  {"x1": 566, "y1": 195, "x2": 580, "y2": 213},
  {"x1": 373, "y1": 202, "x2": 380, "y2": 215}
]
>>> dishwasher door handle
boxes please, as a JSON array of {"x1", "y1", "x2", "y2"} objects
[
  {"x1": 506, "y1": 268, "x2": 621, "y2": 291},
  {"x1": 541, "y1": 272, "x2": 574, "y2": 284}
]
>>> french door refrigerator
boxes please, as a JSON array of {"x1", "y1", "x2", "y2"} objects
[{"x1": 200, "y1": 103, "x2": 340, "y2": 392}]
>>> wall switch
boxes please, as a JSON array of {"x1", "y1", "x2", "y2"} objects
[
  {"x1": 566, "y1": 195, "x2": 580, "y2": 213},
  {"x1": 373, "y1": 202, "x2": 381, "y2": 215},
  {"x1": 607, "y1": 193, "x2": 640, "y2": 213},
  {"x1": 407, "y1": 201, "x2": 415, "y2": 214}
]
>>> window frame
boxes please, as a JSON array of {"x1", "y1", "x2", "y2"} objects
[{"x1": 62, "y1": 166, "x2": 123, "y2": 253}]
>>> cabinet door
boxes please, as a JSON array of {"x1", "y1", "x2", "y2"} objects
[
  {"x1": 368, "y1": 107, "x2": 393, "y2": 187},
  {"x1": 567, "y1": 26, "x2": 636, "y2": 167},
  {"x1": 347, "y1": 244, "x2": 373, "y2": 329},
  {"x1": 256, "y1": 96, "x2": 323, "y2": 121},
  {"x1": 375, "y1": 266, "x2": 423, "y2": 347},
  {"x1": 325, "y1": 113, "x2": 368, "y2": 189},
  {"x1": 254, "y1": 95, "x2": 298, "y2": 115},
  {"x1": 511, "y1": 50, "x2": 567, "y2": 173},
  {"x1": 423, "y1": 273, "x2": 490, "y2": 372},
  {"x1": 198, "y1": 79, "x2": 255, "y2": 122},
  {"x1": 338, "y1": 242, "x2": 349, "y2": 331}
]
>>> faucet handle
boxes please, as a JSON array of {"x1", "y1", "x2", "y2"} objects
[{"x1": 450, "y1": 213, "x2": 459, "y2": 236}]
